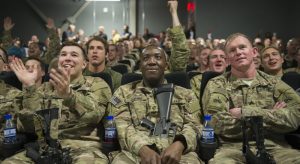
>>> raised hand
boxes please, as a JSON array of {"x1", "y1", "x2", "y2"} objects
[
  {"x1": 3, "y1": 17, "x2": 15, "y2": 31},
  {"x1": 168, "y1": 0, "x2": 178, "y2": 15},
  {"x1": 49, "y1": 68, "x2": 72, "y2": 99},
  {"x1": 9, "y1": 58, "x2": 37, "y2": 87},
  {"x1": 46, "y1": 18, "x2": 55, "y2": 29}
]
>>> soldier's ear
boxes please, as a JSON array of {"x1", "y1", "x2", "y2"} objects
[
  {"x1": 82, "y1": 60, "x2": 87, "y2": 70},
  {"x1": 252, "y1": 47, "x2": 258, "y2": 58}
]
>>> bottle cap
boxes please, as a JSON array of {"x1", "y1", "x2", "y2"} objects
[
  {"x1": 204, "y1": 115, "x2": 211, "y2": 121},
  {"x1": 4, "y1": 114, "x2": 12, "y2": 120},
  {"x1": 106, "y1": 116, "x2": 114, "y2": 120}
]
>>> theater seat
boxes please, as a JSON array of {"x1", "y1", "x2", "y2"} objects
[
  {"x1": 165, "y1": 72, "x2": 190, "y2": 89},
  {"x1": 111, "y1": 64, "x2": 129, "y2": 75},
  {"x1": 121, "y1": 73, "x2": 142, "y2": 85},
  {"x1": 0, "y1": 71, "x2": 22, "y2": 90}
]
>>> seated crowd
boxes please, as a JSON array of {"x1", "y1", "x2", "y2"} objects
[{"x1": 0, "y1": 0, "x2": 300, "y2": 163}]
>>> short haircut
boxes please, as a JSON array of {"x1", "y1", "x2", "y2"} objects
[
  {"x1": 207, "y1": 47, "x2": 226, "y2": 62},
  {"x1": 85, "y1": 36, "x2": 108, "y2": 54},
  {"x1": 60, "y1": 41, "x2": 87, "y2": 60},
  {"x1": 142, "y1": 45, "x2": 169, "y2": 61},
  {"x1": 225, "y1": 33, "x2": 253, "y2": 49},
  {"x1": 260, "y1": 46, "x2": 282, "y2": 59},
  {"x1": 25, "y1": 56, "x2": 46, "y2": 71},
  {"x1": 108, "y1": 43, "x2": 118, "y2": 52}
]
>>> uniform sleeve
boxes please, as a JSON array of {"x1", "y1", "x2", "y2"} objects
[
  {"x1": 41, "y1": 28, "x2": 61, "y2": 64},
  {"x1": 167, "y1": 26, "x2": 189, "y2": 72},
  {"x1": 242, "y1": 81, "x2": 300, "y2": 133},
  {"x1": 180, "y1": 91, "x2": 203, "y2": 153},
  {"x1": 2, "y1": 29, "x2": 13, "y2": 50},
  {"x1": 63, "y1": 78, "x2": 112, "y2": 124},
  {"x1": 110, "y1": 87, "x2": 153, "y2": 156},
  {"x1": 190, "y1": 75, "x2": 202, "y2": 100},
  {"x1": 202, "y1": 81, "x2": 242, "y2": 139}
]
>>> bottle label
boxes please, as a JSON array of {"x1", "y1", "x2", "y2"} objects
[
  {"x1": 202, "y1": 128, "x2": 214, "y2": 141},
  {"x1": 4, "y1": 128, "x2": 16, "y2": 137},
  {"x1": 105, "y1": 128, "x2": 116, "y2": 139}
]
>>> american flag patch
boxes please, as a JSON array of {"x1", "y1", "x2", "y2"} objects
[{"x1": 111, "y1": 96, "x2": 121, "y2": 106}]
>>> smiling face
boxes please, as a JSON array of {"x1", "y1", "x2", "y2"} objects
[
  {"x1": 140, "y1": 46, "x2": 167, "y2": 87},
  {"x1": 208, "y1": 49, "x2": 227, "y2": 73},
  {"x1": 225, "y1": 35, "x2": 257, "y2": 72},
  {"x1": 261, "y1": 47, "x2": 283, "y2": 75},
  {"x1": 58, "y1": 45, "x2": 87, "y2": 80}
]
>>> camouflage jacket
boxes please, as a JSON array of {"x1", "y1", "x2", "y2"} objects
[
  {"x1": 203, "y1": 70, "x2": 300, "y2": 142},
  {"x1": 40, "y1": 28, "x2": 61, "y2": 64},
  {"x1": 110, "y1": 80, "x2": 202, "y2": 156},
  {"x1": 0, "y1": 81, "x2": 22, "y2": 140},
  {"x1": 83, "y1": 67, "x2": 122, "y2": 92},
  {"x1": 190, "y1": 74, "x2": 203, "y2": 100},
  {"x1": 167, "y1": 26, "x2": 190, "y2": 72},
  {"x1": 19, "y1": 75, "x2": 111, "y2": 142}
]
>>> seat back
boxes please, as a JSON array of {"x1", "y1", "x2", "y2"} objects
[
  {"x1": 121, "y1": 73, "x2": 142, "y2": 85},
  {"x1": 90, "y1": 72, "x2": 113, "y2": 92},
  {"x1": 111, "y1": 64, "x2": 129, "y2": 75},
  {"x1": 165, "y1": 72, "x2": 190, "y2": 89}
]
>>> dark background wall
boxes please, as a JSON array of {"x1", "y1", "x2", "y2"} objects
[{"x1": 0, "y1": 0, "x2": 299, "y2": 44}]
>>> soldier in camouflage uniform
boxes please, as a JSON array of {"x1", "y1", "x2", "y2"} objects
[
  {"x1": 190, "y1": 47, "x2": 227, "y2": 99},
  {"x1": 83, "y1": 36, "x2": 122, "y2": 92},
  {"x1": 167, "y1": 0, "x2": 190, "y2": 73},
  {"x1": 3, "y1": 41, "x2": 111, "y2": 163},
  {"x1": 260, "y1": 46, "x2": 285, "y2": 77},
  {"x1": 1, "y1": 17, "x2": 60, "y2": 65},
  {"x1": 110, "y1": 44, "x2": 203, "y2": 164},
  {"x1": 202, "y1": 33, "x2": 300, "y2": 163}
]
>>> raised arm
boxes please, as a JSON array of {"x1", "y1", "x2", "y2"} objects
[
  {"x1": 167, "y1": 1, "x2": 190, "y2": 72},
  {"x1": 2, "y1": 17, "x2": 15, "y2": 50}
]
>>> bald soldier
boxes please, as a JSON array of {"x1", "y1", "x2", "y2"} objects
[
  {"x1": 202, "y1": 33, "x2": 300, "y2": 163},
  {"x1": 3, "y1": 41, "x2": 111, "y2": 163},
  {"x1": 110, "y1": 45, "x2": 203, "y2": 164}
]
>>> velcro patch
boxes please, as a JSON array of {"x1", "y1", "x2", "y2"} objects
[{"x1": 111, "y1": 96, "x2": 121, "y2": 106}]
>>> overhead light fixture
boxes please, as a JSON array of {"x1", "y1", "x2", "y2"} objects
[{"x1": 86, "y1": 0, "x2": 120, "y2": 1}]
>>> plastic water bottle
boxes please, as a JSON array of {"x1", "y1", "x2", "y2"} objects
[
  {"x1": 3, "y1": 114, "x2": 17, "y2": 143},
  {"x1": 104, "y1": 116, "x2": 117, "y2": 144},
  {"x1": 202, "y1": 115, "x2": 214, "y2": 143}
]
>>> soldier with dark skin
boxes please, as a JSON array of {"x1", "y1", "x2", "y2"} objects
[{"x1": 110, "y1": 45, "x2": 202, "y2": 164}]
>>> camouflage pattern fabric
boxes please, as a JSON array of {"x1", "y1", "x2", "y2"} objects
[
  {"x1": 83, "y1": 67, "x2": 122, "y2": 92},
  {"x1": 0, "y1": 81, "x2": 22, "y2": 141},
  {"x1": 110, "y1": 80, "x2": 203, "y2": 163},
  {"x1": 167, "y1": 26, "x2": 190, "y2": 72},
  {"x1": 3, "y1": 75, "x2": 111, "y2": 163},
  {"x1": 203, "y1": 70, "x2": 300, "y2": 163},
  {"x1": 190, "y1": 74, "x2": 203, "y2": 100},
  {"x1": 40, "y1": 28, "x2": 61, "y2": 64}
]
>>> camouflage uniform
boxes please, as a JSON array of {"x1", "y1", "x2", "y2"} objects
[
  {"x1": 110, "y1": 80, "x2": 203, "y2": 164},
  {"x1": 190, "y1": 74, "x2": 203, "y2": 100},
  {"x1": 202, "y1": 70, "x2": 300, "y2": 163},
  {"x1": 1, "y1": 29, "x2": 13, "y2": 50},
  {"x1": 40, "y1": 28, "x2": 61, "y2": 64},
  {"x1": 2, "y1": 75, "x2": 112, "y2": 164},
  {"x1": 0, "y1": 81, "x2": 22, "y2": 143},
  {"x1": 83, "y1": 67, "x2": 122, "y2": 92},
  {"x1": 168, "y1": 26, "x2": 190, "y2": 72}
]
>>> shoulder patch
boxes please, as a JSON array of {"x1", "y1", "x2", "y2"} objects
[{"x1": 111, "y1": 95, "x2": 121, "y2": 106}]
